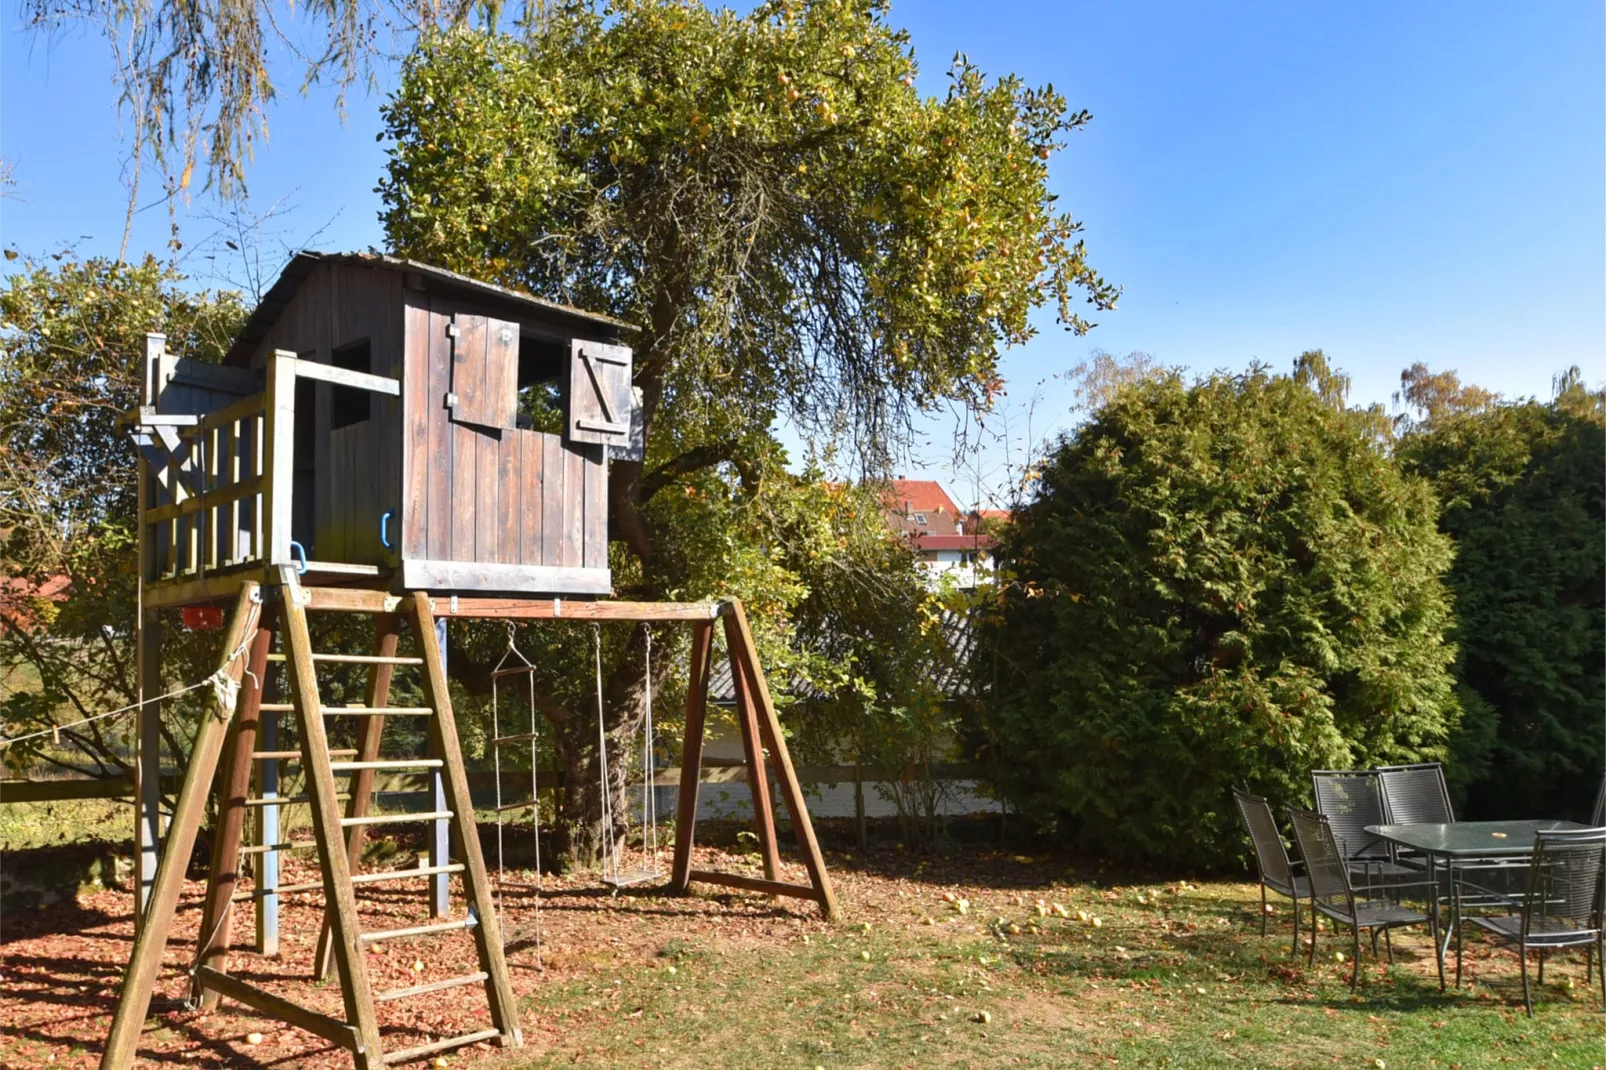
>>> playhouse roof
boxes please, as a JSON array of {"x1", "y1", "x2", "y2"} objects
[{"x1": 223, "y1": 251, "x2": 635, "y2": 367}]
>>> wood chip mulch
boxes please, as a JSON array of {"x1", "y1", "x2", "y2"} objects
[{"x1": 1, "y1": 843, "x2": 849, "y2": 1070}]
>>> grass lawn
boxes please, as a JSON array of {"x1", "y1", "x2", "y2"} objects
[
  {"x1": 481, "y1": 848, "x2": 1603, "y2": 1069},
  {"x1": 2, "y1": 833, "x2": 1601, "y2": 1069}
]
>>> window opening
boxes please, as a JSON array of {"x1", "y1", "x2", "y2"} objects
[{"x1": 330, "y1": 340, "x2": 372, "y2": 429}]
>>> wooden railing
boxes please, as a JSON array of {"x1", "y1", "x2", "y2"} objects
[{"x1": 136, "y1": 342, "x2": 402, "y2": 584}]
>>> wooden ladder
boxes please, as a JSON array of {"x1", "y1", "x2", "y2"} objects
[{"x1": 100, "y1": 572, "x2": 521, "y2": 1070}]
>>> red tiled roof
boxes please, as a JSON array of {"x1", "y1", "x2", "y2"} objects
[
  {"x1": 883, "y1": 479, "x2": 960, "y2": 516},
  {"x1": 974, "y1": 509, "x2": 1011, "y2": 521}
]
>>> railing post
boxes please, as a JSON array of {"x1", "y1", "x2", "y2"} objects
[{"x1": 263, "y1": 351, "x2": 297, "y2": 568}]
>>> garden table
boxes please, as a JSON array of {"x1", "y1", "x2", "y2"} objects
[{"x1": 1365, "y1": 819, "x2": 1588, "y2": 989}]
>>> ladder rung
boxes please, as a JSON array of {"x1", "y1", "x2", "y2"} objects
[
  {"x1": 490, "y1": 731, "x2": 540, "y2": 746},
  {"x1": 231, "y1": 879, "x2": 324, "y2": 902},
  {"x1": 381, "y1": 1028, "x2": 503, "y2": 1065},
  {"x1": 492, "y1": 798, "x2": 537, "y2": 814},
  {"x1": 374, "y1": 971, "x2": 488, "y2": 1003},
  {"x1": 312, "y1": 653, "x2": 425, "y2": 665},
  {"x1": 360, "y1": 917, "x2": 476, "y2": 942},
  {"x1": 252, "y1": 749, "x2": 357, "y2": 760},
  {"x1": 329, "y1": 759, "x2": 443, "y2": 772},
  {"x1": 257, "y1": 703, "x2": 434, "y2": 716},
  {"x1": 240, "y1": 841, "x2": 317, "y2": 856},
  {"x1": 350, "y1": 863, "x2": 465, "y2": 885},
  {"x1": 340, "y1": 810, "x2": 452, "y2": 827},
  {"x1": 325, "y1": 706, "x2": 434, "y2": 716},
  {"x1": 243, "y1": 794, "x2": 350, "y2": 807},
  {"x1": 490, "y1": 665, "x2": 536, "y2": 680}
]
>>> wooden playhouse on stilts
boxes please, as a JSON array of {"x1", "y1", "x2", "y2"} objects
[{"x1": 102, "y1": 253, "x2": 837, "y2": 1070}]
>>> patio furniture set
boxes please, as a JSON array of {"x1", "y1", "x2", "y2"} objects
[{"x1": 1234, "y1": 763, "x2": 1606, "y2": 1014}]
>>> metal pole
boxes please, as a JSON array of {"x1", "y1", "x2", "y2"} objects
[
  {"x1": 134, "y1": 613, "x2": 163, "y2": 929},
  {"x1": 255, "y1": 657, "x2": 280, "y2": 955},
  {"x1": 429, "y1": 617, "x2": 450, "y2": 917}
]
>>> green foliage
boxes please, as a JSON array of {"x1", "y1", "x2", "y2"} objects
[
  {"x1": 0, "y1": 255, "x2": 246, "y2": 778},
  {"x1": 975, "y1": 361, "x2": 1460, "y2": 866},
  {"x1": 380, "y1": 0, "x2": 1117, "y2": 475},
  {"x1": 379, "y1": 0, "x2": 1113, "y2": 859},
  {"x1": 1397, "y1": 370, "x2": 1606, "y2": 819}
]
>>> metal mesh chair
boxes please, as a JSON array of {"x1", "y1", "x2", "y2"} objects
[
  {"x1": 1233, "y1": 788, "x2": 1310, "y2": 956},
  {"x1": 1380, "y1": 761, "x2": 1525, "y2": 904},
  {"x1": 1287, "y1": 807, "x2": 1440, "y2": 991},
  {"x1": 1462, "y1": 827, "x2": 1606, "y2": 1015},
  {"x1": 1311, "y1": 770, "x2": 1422, "y2": 887}
]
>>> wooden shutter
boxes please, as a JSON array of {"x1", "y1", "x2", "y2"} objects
[
  {"x1": 566, "y1": 340, "x2": 633, "y2": 446},
  {"x1": 447, "y1": 313, "x2": 518, "y2": 429}
]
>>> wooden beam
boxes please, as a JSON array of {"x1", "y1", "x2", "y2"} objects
[
  {"x1": 408, "y1": 592, "x2": 522, "y2": 1047},
  {"x1": 192, "y1": 967, "x2": 358, "y2": 1051},
  {"x1": 444, "y1": 598, "x2": 726, "y2": 621},
  {"x1": 670, "y1": 620, "x2": 714, "y2": 893},
  {"x1": 100, "y1": 584, "x2": 260, "y2": 1070},
  {"x1": 398, "y1": 559, "x2": 611, "y2": 595},
  {"x1": 263, "y1": 352, "x2": 296, "y2": 568},
  {"x1": 193, "y1": 607, "x2": 277, "y2": 1009},
  {"x1": 727, "y1": 600, "x2": 839, "y2": 918},
  {"x1": 684, "y1": 869, "x2": 824, "y2": 902},
  {"x1": 724, "y1": 611, "x2": 781, "y2": 885},
  {"x1": 280, "y1": 567, "x2": 386, "y2": 1067},
  {"x1": 143, "y1": 476, "x2": 262, "y2": 525},
  {"x1": 288, "y1": 360, "x2": 402, "y2": 396}
]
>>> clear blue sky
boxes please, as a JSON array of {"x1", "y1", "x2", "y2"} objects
[{"x1": 4, "y1": 1, "x2": 1602, "y2": 504}]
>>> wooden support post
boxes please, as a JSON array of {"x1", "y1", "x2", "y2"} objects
[
  {"x1": 315, "y1": 612, "x2": 402, "y2": 980},
  {"x1": 723, "y1": 611, "x2": 781, "y2": 884},
  {"x1": 133, "y1": 610, "x2": 164, "y2": 929},
  {"x1": 409, "y1": 593, "x2": 522, "y2": 1046},
  {"x1": 193, "y1": 606, "x2": 277, "y2": 1007},
  {"x1": 278, "y1": 568, "x2": 386, "y2": 1068},
  {"x1": 100, "y1": 583, "x2": 260, "y2": 1070},
  {"x1": 669, "y1": 620, "x2": 714, "y2": 893},
  {"x1": 726, "y1": 601, "x2": 838, "y2": 918},
  {"x1": 263, "y1": 351, "x2": 296, "y2": 567}
]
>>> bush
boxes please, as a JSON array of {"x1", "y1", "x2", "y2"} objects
[
  {"x1": 1397, "y1": 376, "x2": 1605, "y2": 820},
  {"x1": 973, "y1": 360, "x2": 1460, "y2": 867}
]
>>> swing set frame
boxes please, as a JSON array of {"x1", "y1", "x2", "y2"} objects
[{"x1": 296, "y1": 585, "x2": 839, "y2": 915}]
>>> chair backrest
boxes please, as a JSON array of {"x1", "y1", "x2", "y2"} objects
[
  {"x1": 1311, "y1": 770, "x2": 1391, "y2": 862},
  {"x1": 1377, "y1": 762, "x2": 1455, "y2": 825},
  {"x1": 1233, "y1": 787, "x2": 1296, "y2": 887},
  {"x1": 1524, "y1": 828, "x2": 1606, "y2": 937},
  {"x1": 1287, "y1": 807, "x2": 1354, "y2": 915}
]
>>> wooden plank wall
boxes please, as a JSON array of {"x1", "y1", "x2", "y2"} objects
[
  {"x1": 245, "y1": 262, "x2": 404, "y2": 567},
  {"x1": 402, "y1": 294, "x2": 608, "y2": 575}
]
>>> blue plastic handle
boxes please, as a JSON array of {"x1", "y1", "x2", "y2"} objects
[
  {"x1": 380, "y1": 510, "x2": 394, "y2": 550},
  {"x1": 289, "y1": 540, "x2": 308, "y2": 575}
]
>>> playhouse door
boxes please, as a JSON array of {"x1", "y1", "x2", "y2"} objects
[{"x1": 448, "y1": 314, "x2": 519, "y2": 430}]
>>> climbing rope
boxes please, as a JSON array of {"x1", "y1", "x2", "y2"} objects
[{"x1": 0, "y1": 606, "x2": 261, "y2": 751}]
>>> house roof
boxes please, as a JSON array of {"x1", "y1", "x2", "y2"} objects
[
  {"x1": 882, "y1": 479, "x2": 960, "y2": 516},
  {"x1": 914, "y1": 533, "x2": 996, "y2": 552},
  {"x1": 223, "y1": 251, "x2": 636, "y2": 367}
]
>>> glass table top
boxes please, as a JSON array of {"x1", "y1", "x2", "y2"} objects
[{"x1": 1364, "y1": 819, "x2": 1590, "y2": 858}]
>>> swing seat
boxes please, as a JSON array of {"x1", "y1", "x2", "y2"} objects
[{"x1": 601, "y1": 868, "x2": 666, "y2": 889}]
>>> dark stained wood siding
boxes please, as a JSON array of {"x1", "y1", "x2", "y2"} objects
[
  {"x1": 241, "y1": 260, "x2": 404, "y2": 566},
  {"x1": 401, "y1": 292, "x2": 610, "y2": 591}
]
